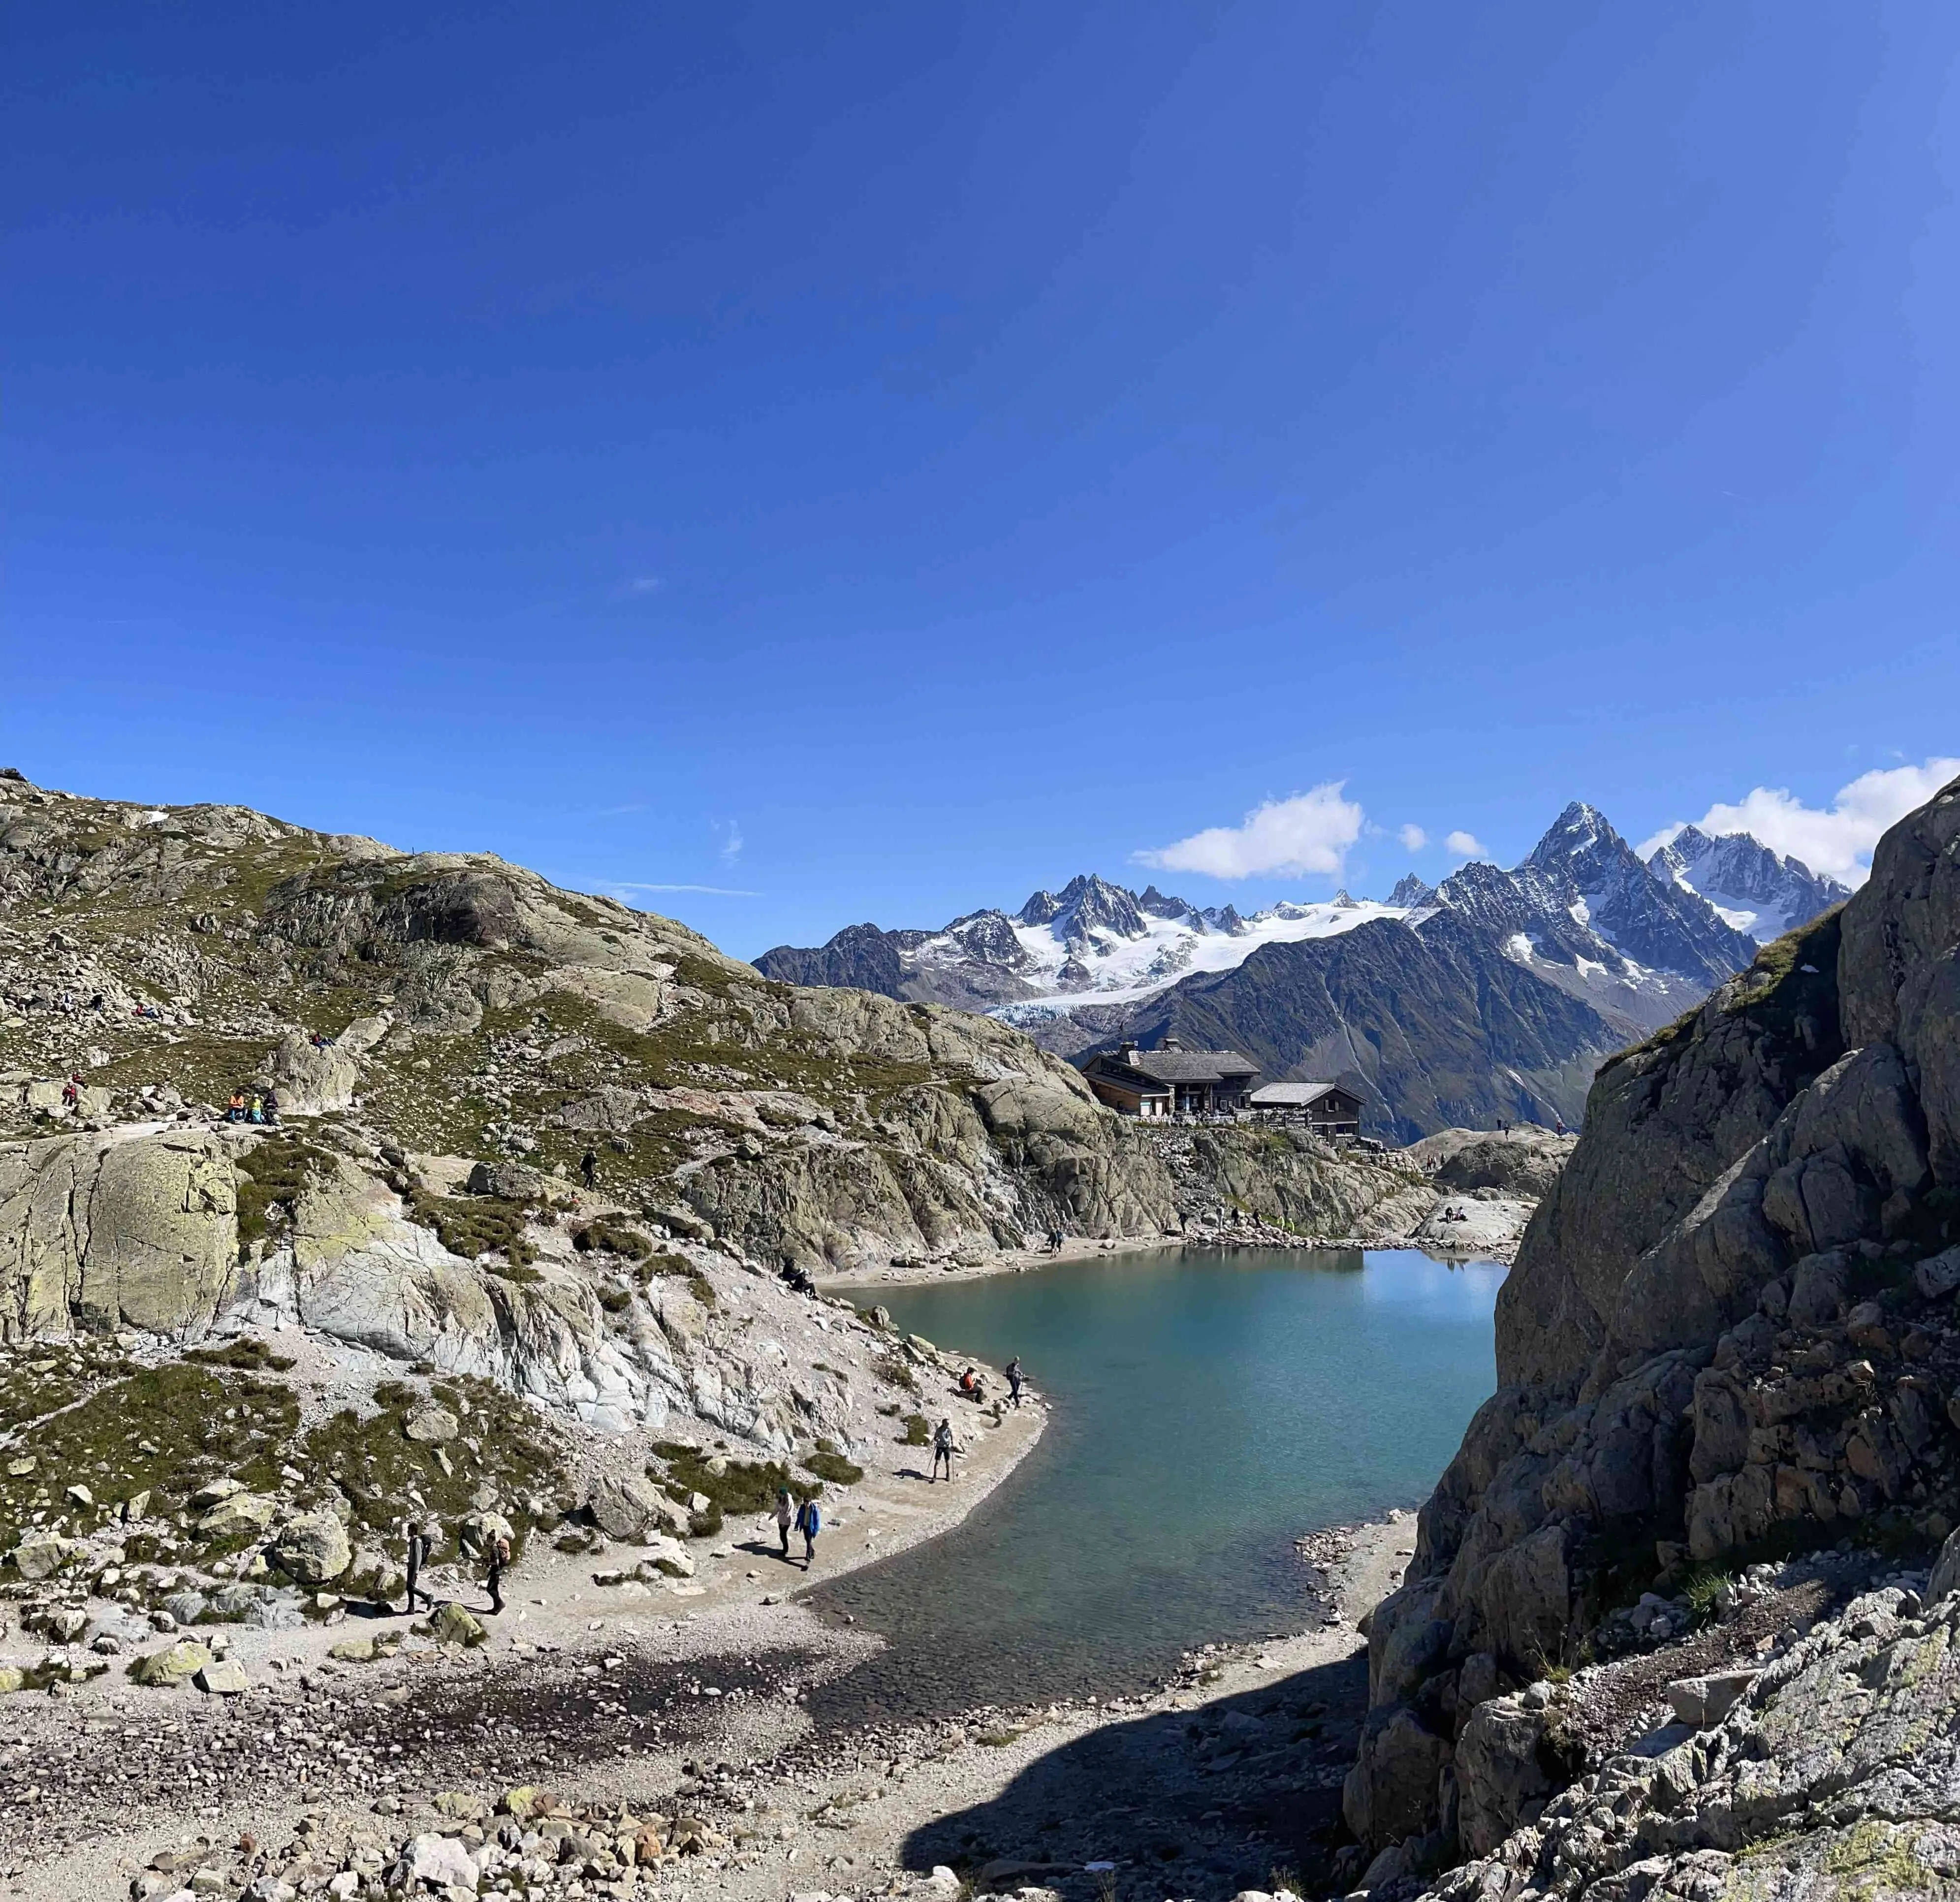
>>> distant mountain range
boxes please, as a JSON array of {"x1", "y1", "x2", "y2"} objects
[{"x1": 754, "y1": 805, "x2": 1851, "y2": 1140}]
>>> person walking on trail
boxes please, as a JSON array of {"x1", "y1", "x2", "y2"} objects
[
  {"x1": 1006, "y1": 1357, "x2": 1024, "y2": 1408},
  {"x1": 773, "y1": 1487, "x2": 795, "y2": 1559},
  {"x1": 485, "y1": 1530, "x2": 510, "y2": 1616},
  {"x1": 580, "y1": 1147, "x2": 600, "y2": 1190},
  {"x1": 794, "y1": 1489, "x2": 822, "y2": 1569},
  {"x1": 930, "y1": 1418, "x2": 955, "y2": 1482},
  {"x1": 403, "y1": 1522, "x2": 435, "y2": 1614}
]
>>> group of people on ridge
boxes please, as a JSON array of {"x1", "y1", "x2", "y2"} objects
[{"x1": 223, "y1": 1088, "x2": 281, "y2": 1125}]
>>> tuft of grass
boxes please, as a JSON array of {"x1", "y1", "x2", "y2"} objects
[
  {"x1": 1679, "y1": 1564, "x2": 1732, "y2": 1626},
  {"x1": 804, "y1": 1441, "x2": 863, "y2": 1486},
  {"x1": 184, "y1": 1338, "x2": 297, "y2": 1373},
  {"x1": 573, "y1": 1220, "x2": 652, "y2": 1261},
  {"x1": 404, "y1": 1190, "x2": 535, "y2": 1267},
  {"x1": 899, "y1": 1412, "x2": 930, "y2": 1447},
  {"x1": 233, "y1": 1134, "x2": 333, "y2": 1258},
  {"x1": 873, "y1": 1352, "x2": 918, "y2": 1394}
]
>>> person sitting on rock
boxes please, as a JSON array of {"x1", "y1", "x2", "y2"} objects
[
  {"x1": 261, "y1": 1089, "x2": 281, "y2": 1126},
  {"x1": 247, "y1": 1093, "x2": 265, "y2": 1125},
  {"x1": 225, "y1": 1090, "x2": 246, "y2": 1122}
]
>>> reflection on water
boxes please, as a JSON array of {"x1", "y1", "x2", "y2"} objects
[{"x1": 810, "y1": 1246, "x2": 1502, "y2": 1724}]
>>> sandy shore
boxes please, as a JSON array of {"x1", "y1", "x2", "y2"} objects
[{"x1": 12, "y1": 1501, "x2": 1412, "y2": 1902}]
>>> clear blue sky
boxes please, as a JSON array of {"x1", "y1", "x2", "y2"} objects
[{"x1": 7, "y1": 2, "x2": 1957, "y2": 957}]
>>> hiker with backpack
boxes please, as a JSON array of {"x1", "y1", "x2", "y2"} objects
[
  {"x1": 794, "y1": 1488, "x2": 822, "y2": 1569},
  {"x1": 930, "y1": 1418, "x2": 955, "y2": 1482},
  {"x1": 773, "y1": 1487, "x2": 795, "y2": 1559}
]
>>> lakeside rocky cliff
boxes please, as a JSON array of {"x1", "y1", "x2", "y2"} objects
[{"x1": 1343, "y1": 770, "x2": 1960, "y2": 1897}]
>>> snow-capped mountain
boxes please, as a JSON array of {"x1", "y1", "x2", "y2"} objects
[
  {"x1": 1646, "y1": 825, "x2": 1851, "y2": 943},
  {"x1": 755, "y1": 802, "x2": 1843, "y2": 1054},
  {"x1": 755, "y1": 872, "x2": 1407, "y2": 1014}
]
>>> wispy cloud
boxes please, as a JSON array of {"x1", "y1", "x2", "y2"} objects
[
  {"x1": 712, "y1": 818, "x2": 744, "y2": 865},
  {"x1": 587, "y1": 801, "x2": 649, "y2": 818},
  {"x1": 1397, "y1": 824, "x2": 1427, "y2": 851},
  {"x1": 1444, "y1": 829, "x2": 1485, "y2": 857},
  {"x1": 1136, "y1": 784, "x2": 1364, "y2": 880},
  {"x1": 1638, "y1": 756, "x2": 1960, "y2": 885},
  {"x1": 603, "y1": 880, "x2": 761, "y2": 899}
]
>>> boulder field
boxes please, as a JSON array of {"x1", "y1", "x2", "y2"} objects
[{"x1": 1345, "y1": 771, "x2": 1960, "y2": 1897}]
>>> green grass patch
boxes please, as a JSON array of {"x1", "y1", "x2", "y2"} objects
[
  {"x1": 804, "y1": 1446, "x2": 863, "y2": 1486},
  {"x1": 404, "y1": 1190, "x2": 536, "y2": 1267},
  {"x1": 653, "y1": 1441, "x2": 817, "y2": 1516},
  {"x1": 184, "y1": 1338, "x2": 297, "y2": 1373},
  {"x1": 234, "y1": 1134, "x2": 335, "y2": 1258},
  {"x1": 573, "y1": 1220, "x2": 652, "y2": 1261},
  {"x1": 299, "y1": 1374, "x2": 567, "y2": 1556},
  {"x1": 0, "y1": 1363, "x2": 298, "y2": 1555},
  {"x1": 899, "y1": 1413, "x2": 929, "y2": 1447}
]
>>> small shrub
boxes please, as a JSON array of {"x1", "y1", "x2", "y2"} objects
[
  {"x1": 405, "y1": 1191, "x2": 535, "y2": 1268},
  {"x1": 654, "y1": 1441, "x2": 815, "y2": 1514},
  {"x1": 1679, "y1": 1565, "x2": 1732, "y2": 1626},
  {"x1": 804, "y1": 1447, "x2": 863, "y2": 1486},
  {"x1": 899, "y1": 1413, "x2": 929, "y2": 1447},
  {"x1": 874, "y1": 1352, "x2": 918, "y2": 1394},
  {"x1": 573, "y1": 1220, "x2": 651, "y2": 1261},
  {"x1": 184, "y1": 1338, "x2": 297, "y2": 1373}
]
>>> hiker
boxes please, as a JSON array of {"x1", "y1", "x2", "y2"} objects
[
  {"x1": 795, "y1": 1489, "x2": 822, "y2": 1569},
  {"x1": 248, "y1": 1093, "x2": 266, "y2": 1125},
  {"x1": 404, "y1": 1522, "x2": 435, "y2": 1614},
  {"x1": 580, "y1": 1147, "x2": 599, "y2": 1190},
  {"x1": 485, "y1": 1530, "x2": 509, "y2": 1616},
  {"x1": 261, "y1": 1089, "x2": 281, "y2": 1126},
  {"x1": 225, "y1": 1091, "x2": 246, "y2": 1123},
  {"x1": 774, "y1": 1487, "x2": 795, "y2": 1559},
  {"x1": 1006, "y1": 1357, "x2": 1024, "y2": 1408},
  {"x1": 930, "y1": 1418, "x2": 954, "y2": 1482},
  {"x1": 61, "y1": 1077, "x2": 78, "y2": 1109}
]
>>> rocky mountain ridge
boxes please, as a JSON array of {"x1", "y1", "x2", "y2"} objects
[
  {"x1": 1338, "y1": 767, "x2": 1960, "y2": 1898},
  {"x1": 758, "y1": 804, "x2": 1833, "y2": 1141}
]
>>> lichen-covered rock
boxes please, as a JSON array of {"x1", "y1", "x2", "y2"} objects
[
  {"x1": 426, "y1": 1601, "x2": 486, "y2": 1648},
  {"x1": 588, "y1": 1472, "x2": 684, "y2": 1542},
  {"x1": 132, "y1": 1639, "x2": 215, "y2": 1687},
  {"x1": 273, "y1": 1509, "x2": 351, "y2": 1585},
  {"x1": 0, "y1": 1127, "x2": 238, "y2": 1340},
  {"x1": 1418, "y1": 1586, "x2": 1960, "y2": 1902}
]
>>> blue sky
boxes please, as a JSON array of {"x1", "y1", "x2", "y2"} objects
[{"x1": 6, "y1": 1, "x2": 1958, "y2": 958}]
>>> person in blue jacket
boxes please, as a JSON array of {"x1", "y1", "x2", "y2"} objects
[{"x1": 794, "y1": 1488, "x2": 822, "y2": 1569}]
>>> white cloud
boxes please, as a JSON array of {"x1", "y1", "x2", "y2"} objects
[
  {"x1": 627, "y1": 575, "x2": 664, "y2": 595},
  {"x1": 1136, "y1": 784, "x2": 1364, "y2": 881},
  {"x1": 1444, "y1": 829, "x2": 1484, "y2": 857},
  {"x1": 1643, "y1": 757, "x2": 1960, "y2": 886},
  {"x1": 603, "y1": 880, "x2": 761, "y2": 898},
  {"x1": 713, "y1": 818, "x2": 744, "y2": 865},
  {"x1": 1397, "y1": 824, "x2": 1428, "y2": 851}
]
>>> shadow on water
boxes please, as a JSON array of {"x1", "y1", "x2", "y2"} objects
[{"x1": 808, "y1": 1246, "x2": 1502, "y2": 1727}]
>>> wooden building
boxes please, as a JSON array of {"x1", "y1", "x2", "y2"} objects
[
  {"x1": 1247, "y1": 1080, "x2": 1363, "y2": 1139},
  {"x1": 1080, "y1": 1037, "x2": 1261, "y2": 1118}
]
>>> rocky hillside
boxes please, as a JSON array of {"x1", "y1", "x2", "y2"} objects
[
  {"x1": 1341, "y1": 768, "x2": 1960, "y2": 1891},
  {"x1": 0, "y1": 770, "x2": 1445, "y2": 1402}
]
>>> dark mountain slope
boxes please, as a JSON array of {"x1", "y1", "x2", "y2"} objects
[{"x1": 1115, "y1": 911, "x2": 1622, "y2": 1141}]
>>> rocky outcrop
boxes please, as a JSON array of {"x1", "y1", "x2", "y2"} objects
[
  {"x1": 1423, "y1": 1576, "x2": 1960, "y2": 1902},
  {"x1": 1404, "y1": 1130, "x2": 1578, "y2": 1204},
  {"x1": 1345, "y1": 772, "x2": 1960, "y2": 1874},
  {"x1": 0, "y1": 1125, "x2": 238, "y2": 1340}
]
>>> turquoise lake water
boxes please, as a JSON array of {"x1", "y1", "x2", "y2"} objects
[{"x1": 813, "y1": 1245, "x2": 1505, "y2": 1721}]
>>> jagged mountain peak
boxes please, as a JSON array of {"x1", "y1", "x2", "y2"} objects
[{"x1": 1647, "y1": 825, "x2": 1853, "y2": 943}]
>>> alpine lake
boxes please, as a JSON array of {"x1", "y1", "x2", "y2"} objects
[{"x1": 813, "y1": 1244, "x2": 1504, "y2": 1723}]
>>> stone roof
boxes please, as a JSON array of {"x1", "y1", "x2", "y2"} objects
[
  {"x1": 1106, "y1": 1048, "x2": 1259, "y2": 1084},
  {"x1": 1248, "y1": 1081, "x2": 1354, "y2": 1107}
]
